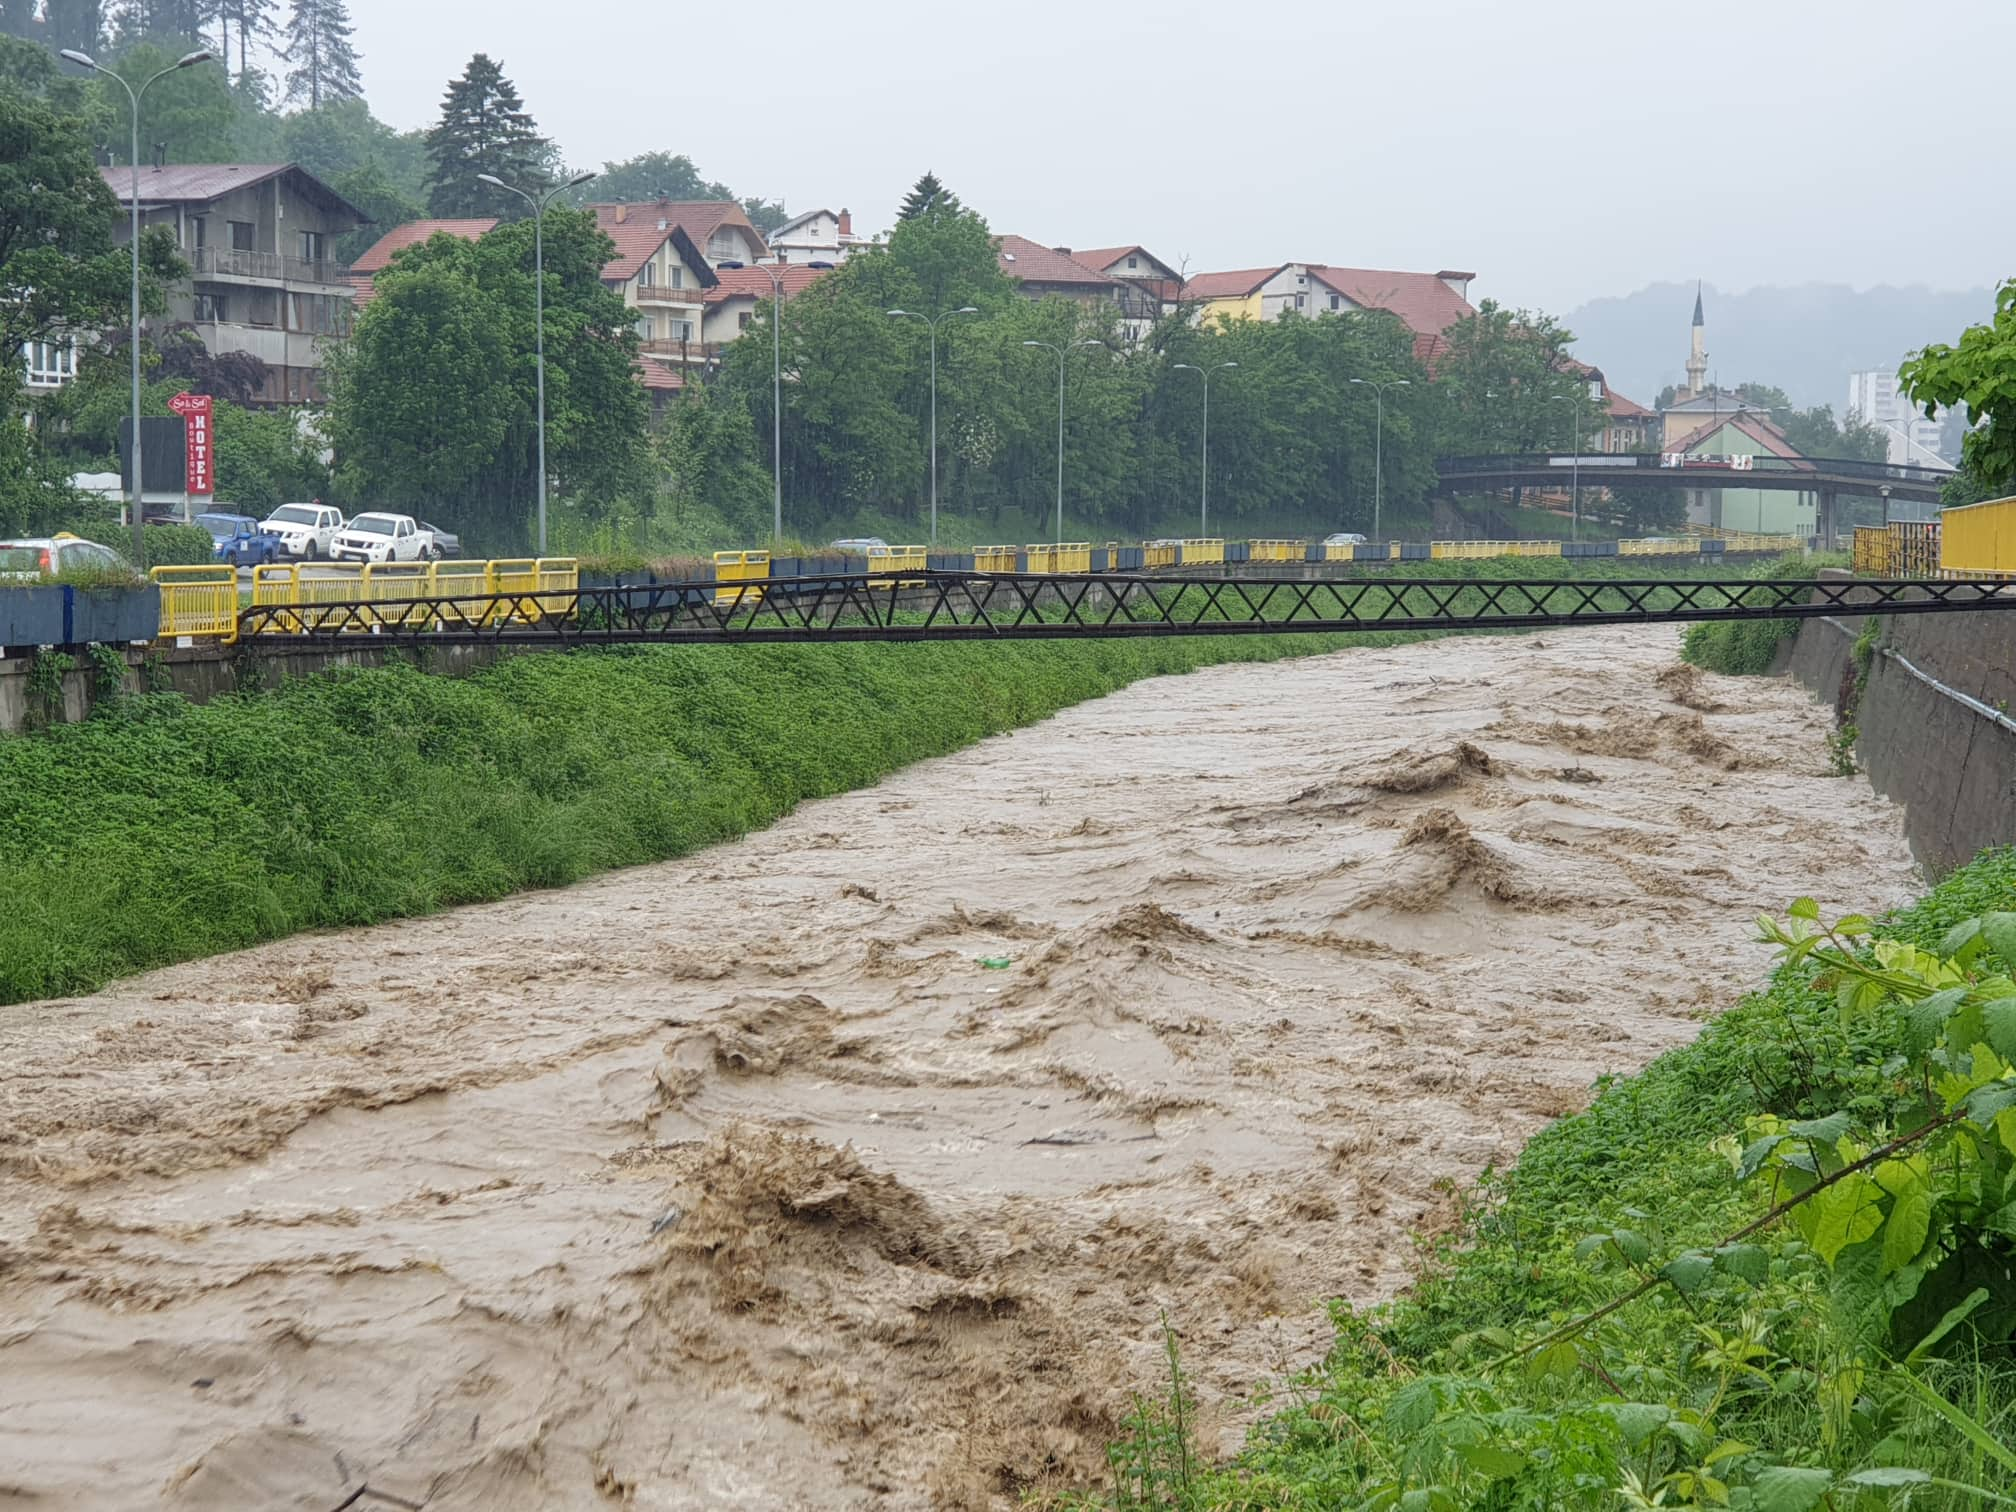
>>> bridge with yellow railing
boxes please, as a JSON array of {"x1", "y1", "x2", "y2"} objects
[{"x1": 155, "y1": 558, "x2": 583, "y2": 644}]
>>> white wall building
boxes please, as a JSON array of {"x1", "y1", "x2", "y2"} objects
[
  {"x1": 1847, "y1": 368, "x2": 1948, "y2": 467},
  {"x1": 766, "y1": 207, "x2": 875, "y2": 264}
]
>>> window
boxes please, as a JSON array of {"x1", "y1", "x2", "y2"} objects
[
  {"x1": 24, "y1": 338, "x2": 75, "y2": 387},
  {"x1": 194, "y1": 293, "x2": 230, "y2": 323},
  {"x1": 1126, "y1": 256, "x2": 1138, "y2": 269},
  {"x1": 229, "y1": 220, "x2": 255, "y2": 252},
  {"x1": 1329, "y1": 294, "x2": 1340, "y2": 310},
  {"x1": 190, "y1": 217, "x2": 207, "y2": 250},
  {"x1": 637, "y1": 315, "x2": 655, "y2": 340},
  {"x1": 1295, "y1": 293, "x2": 1306, "y2": 309},
  {"x1": 708, "y1": 232, "x2": 736, "y2": 259},
  {"x1": 673, "y1": 320, "x2": 693, "y2": 342},
  {"x1": 671, "y1": 265, "x2": 684, "y2": 289},
  {"x1": 738, "y1": 311, "x2": 752, "y2": 331},
  {"x1": 639, "y1": 260, "x2": 655, "y2": 287},
  {"x1": 298, "y1": 230, "x2": 325, "y2": 263}
]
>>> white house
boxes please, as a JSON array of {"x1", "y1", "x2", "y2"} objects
[{"x1": 767, "y1": 207, "x2": 875, "y2": 263}]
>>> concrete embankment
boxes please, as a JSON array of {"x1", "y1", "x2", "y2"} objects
[{"x1": 1785, "y1": 574, "x2": 2016, "y2": 873}]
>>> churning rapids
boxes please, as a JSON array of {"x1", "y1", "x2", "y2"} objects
[{"x1": 0, "y1": 626, "x2": 1917, "y2": 1510}]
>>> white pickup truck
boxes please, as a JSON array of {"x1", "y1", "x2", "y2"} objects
[
  {"x1": 259, "y1": 501, "x2": 345, "y2": 560},
  {"x1": 329, "y1": 512, "x2": 427, "y2": 564}
]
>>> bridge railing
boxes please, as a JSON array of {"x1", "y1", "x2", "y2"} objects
[{"x1": 1436, "y1": 452, "x2": 1955, "y2": 491}]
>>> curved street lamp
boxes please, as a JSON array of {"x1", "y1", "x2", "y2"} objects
[
  {"x1": 1348, "y1": 376, "x2": 1411, "y2": 543},
  {"x1": 61, "y1": 46, "x2": 214, "y2": 563},
  {"x1": 1171, "y1": 361, "x2": 1237, "y2": 536},
  {"x1": 887, "y1": 306, "x2": 980, "y2": 544},
  {"x1": 1023, "y1": 338, "x2": 1104, "y2": 544},
  {"x1": 720, "y1": 259, "x2": 835, "y2": 542},
  {"x1": 478, "y1": 170, "x2": 597, "y2": 554},
  {"x1": 1550, "y1": 391, "x2": 1585, "y2": 539}
]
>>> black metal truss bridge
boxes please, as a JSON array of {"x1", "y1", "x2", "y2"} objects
[{"x1": 231, "y1": 570, "x2": 2014, "y2": 647}]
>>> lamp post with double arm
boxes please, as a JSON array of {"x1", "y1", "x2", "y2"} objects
[
  {"x1": 887, "y1": 305, "x2": 980, "y2": 544},
  {"x1": 1172, "y1": 360, "x2": 1237, "y2": 536},
  {"x1": 1348, "y1": 376, "x2": 1411, "y2": 544},
  {"x1": 60, "y1": 46, "x2": 215, "y2": 563},
  {"x1": 1023, "y1": 338, "x2": 1105, "y2": 544}
]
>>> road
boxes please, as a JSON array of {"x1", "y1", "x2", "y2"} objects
[{"x1": 0, "y1": 626, "x2": 1917, "y2": 1510}]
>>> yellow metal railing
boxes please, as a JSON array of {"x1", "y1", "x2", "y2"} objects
[
  {"x1": 1852, "y1": 527, "x2": 1893, "y2": 575},
  {"x1": 865, "y1": 543, "x2": 928, "y2": 588},
  {"x1": 1247, "y1": 538, "x2": 1306, "y2": 563},
  {"x1": 152, "y1": 565, "x2": 240, "y2": 643},
  {"x1": 1179, "y1": 537, "x2": 1225, "y2": 565},
  {"x1": 973, "y1": 545, "x2": 1019, "y2": 573},
  {"x1": 1619, "y1": 537, "x2": 1694, "y2": 556},
  {"x1": 1939, "y1": 497, "x2": 2016, "y2": 578},
  {"x1": 1143, "y1": 540, "x2": 1179, "y2": 569},
  {"x1": 1027, "y1": 542, "x2": 1092, "y2": 573},
  {"x1": 713, "y1": 549, "x2": 769, "y2": 607}
]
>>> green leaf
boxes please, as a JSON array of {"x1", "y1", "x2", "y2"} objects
[
  {"x1": 1941, "y1": 916, "x2": 1984, "y2": 960},
  {"x1": 1750, "y1": 1465, "x2": 1836, "y2": 1512},
  {"x1": 1385, "y1": 1379, "x2": 1439, "y2": 1435},
  {"x1": 1834, "y1": 913, "x2": 1875, "y2": 936},
  {"x1": 1737, "y1": 1133, "x2": 1787, "y2": 1181},
  {"x1": 1609, "y1": 1228, "x2": 1651, "y2": 1266},
  {"x1": 1879, "y1": 1180, "x2": 1932, "y2": 1276},
  {"x1": 1600, "y1": 1402, "x2": 1671, "y2": 1448},
  {"x1": 1982, "y1": 911, "x2": 2016, "y2": 968},
  {"x1": 1787, "y1": 1111, "x2": 1854, "y2": 1144},
  {"x1": 1983, "y1": 998, "x2": 2016, "y2": 1062},
  {"x1": 1663, "y1": 1252, "x2": 1715, "y2": 1294},
  {"x1": 1789, "y1": 896, "x2": 1821, "y2": 921},
  {"x1": 1809, "y1": 1173, "x2": 1885, "y2": 1265},
  {"x1": 1527, "y1": 1341, "x2": 1578, "y2": 1382},
  {"x1": 1714, "y1": 1243, "x2": 1769, "y2": 1283},
  {"x1": 1897, "y1": 1369, "x2": 2016, "y2": 1473},
  {"x1": 1907, "y1": 988, "x2": 1968, "y2": 1055},
  {"x1": 1573, "y1": 1233, "x2": 1610, "y2": 1263},
  {"x1": 1844, "y1": 1467, "x2": 1931, "y2": 1489},
  {"x1": 1453, "y1": 1443, "x2": 1526, "y2": 1480},
  {"x1": 1965, "y1": 1082, "x2": 2016, "y2": 1122}
]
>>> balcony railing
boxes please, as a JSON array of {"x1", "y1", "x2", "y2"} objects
[
  {"x1": 638, "y1": 337, "x2": 728, "y2": 361},
  {"x1": 634, "y1": 283, "x2": 701, "y2": 305},
  {"x1": 192, "y1": 247, "x2": 350, "y2": 286}
]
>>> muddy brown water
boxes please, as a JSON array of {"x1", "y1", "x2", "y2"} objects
[{"x1": 0, "y1": 626, "x2": 1917, "y2": 1510}]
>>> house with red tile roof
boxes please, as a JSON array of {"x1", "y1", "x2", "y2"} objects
[
  {"x1": 1306, "y1": 265, "x2": 1477, "y2": 367},
  {"x1": 97, "y1": 162, "x2": 368, "y2": 404},
  {"x1": 591, "y1": 200, "x2": 769, "y2": 270},
  {"x1": 346, "y1": 218, "x2": 498, "y2": 307},
  {"x1": 700, "y1": 263, "x2": 834, "y2": 345},
  {"x1": 1661, "y1": 409, "x2": 1818, "y2": 536},
  {"x1": 1180, "y1": 264, "x2": 1308, "y2": 322},
  {"x1": 997, "y1": 235, "x2": 1165, "y2": 337}
]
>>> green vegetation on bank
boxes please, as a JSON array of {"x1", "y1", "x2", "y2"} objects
[
  {"x1": 0, "y1": 557, "x2": 1757, "y2": 1006},
  {"x1": 1681, "y1": 553, "x2": 1845, "y2": 676},
  {"x1": 1099, "y1": 852, "x2": 2016, "y2": 1510}
]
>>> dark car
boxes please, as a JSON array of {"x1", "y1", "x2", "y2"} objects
[
  {"x1": 197, "y1": 512, "x2": 287, "y2": 567},
  {"x1": 418, "y1": 521, "x2": 462, "y2": 560}
]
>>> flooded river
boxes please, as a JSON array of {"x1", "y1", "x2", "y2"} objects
[{"x1": 0, "y1": 626, "x2": 1917, "y2": 1509}]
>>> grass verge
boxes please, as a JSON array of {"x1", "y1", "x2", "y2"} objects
[{"x1": 1090, "y1": 850, "x2": 2016, "y2": 1510}]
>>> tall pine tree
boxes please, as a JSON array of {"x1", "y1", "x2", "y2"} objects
[
  {"x1": 897, "y1": 171, "x2": 958, "y2": 221},
  {"x1": 281, "y1": 0, "x2": 359, "y2": 108},
  {"x1": 423, "y1": 53, "x2": 548, "y2": 217},
  {"x1": 215, "y1": 0, "x2": 274, "y2": 83},
  {"x1": 112, "y1": 0, "x2": 204, "y2": 43}
]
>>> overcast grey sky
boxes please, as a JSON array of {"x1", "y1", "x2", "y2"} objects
[{"x1": 345, "y1": 0, "x2": 2007, "y2": 313}]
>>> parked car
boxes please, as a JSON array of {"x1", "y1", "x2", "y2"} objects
[
  {"x1": 198, "y1": 512, "x2": 288, "y2": 567},
  {"x1": 418, "y1": 521, "x2": 462, "y2": 560},
  {"x1": 259, "y1": 501, "x2": 346, "y2": 560},
  {"x1": 1322, "y1": 532, "x2": 1369, "y2": 546},
  {"x1": 0, "y1": 533, "x2": 133, "y2": 580},
  {"x1": 329, "y1": 512, "x2": 427, "y2": 564},
  {"x1": 828, "y1": 537, "x2": 889, "y2": 556}
]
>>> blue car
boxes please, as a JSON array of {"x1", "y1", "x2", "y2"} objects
[{"x1": 198, "y1": 512, "x2": 288, "y2": 567}]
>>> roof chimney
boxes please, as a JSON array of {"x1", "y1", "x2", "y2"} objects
[
  {"x1": 1053, "y1": 246, "x2": 1072, "y2": 256},
  {"x1": 837, "y1": 207, "x2": 852, "y2": 237},
  {"x1": 614, "y1": 203, "x2": 628, "y2": 224}
]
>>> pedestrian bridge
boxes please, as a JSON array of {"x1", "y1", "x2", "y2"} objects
[{"x1": 1436, "y1": 452, "x2": 1954, "y2": 505}]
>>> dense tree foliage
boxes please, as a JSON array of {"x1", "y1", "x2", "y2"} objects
[
  {"x1": 325, "y1": 214, "x2": 647, "y2": 546},
  {"x1": 422, "y1": 52, "x2": 549, "y2": 218},
  {"x1": 897, "y1": 170, "x2": 957, "y2": 222},
  {"x1": 1902, "y1": 280, "x2": 2016, "y2": 503}
]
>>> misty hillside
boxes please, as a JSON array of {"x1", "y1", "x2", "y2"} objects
[{"x1": 1562, "y1": 282, "x2": 1998, "y2": 411}]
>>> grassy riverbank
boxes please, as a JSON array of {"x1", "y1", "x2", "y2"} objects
[
  {"x1": 1101, "y1": 850, "x2": 2016, "y2": 1510},
  {"x1": 0, "y1": 557, "x2": 1759, "y2": 1006}
]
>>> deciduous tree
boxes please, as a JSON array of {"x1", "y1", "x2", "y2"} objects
[{"x1": 1900, "y1": 281, "x2": 2016, "y2": 501}]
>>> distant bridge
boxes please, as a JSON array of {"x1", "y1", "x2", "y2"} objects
[{"x1": 1436, "y1": 452, "x2": 1954, "y2": 505}]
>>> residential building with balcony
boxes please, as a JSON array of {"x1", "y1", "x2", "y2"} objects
[
  {"x1": 995, "y1": 236, "x2": 1164, "y2": 341},
  {"x1": 599, "y1": 217, "x2": 719, "y2": 374},
  {"x1": 590, "y1": 200, "x2": 770, "y2": 273},
  {"x1": 101, "y1": 163, "x2": 367, "y2": 404}
]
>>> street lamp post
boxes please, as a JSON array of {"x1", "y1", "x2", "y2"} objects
[
  {"x1": 1023, "y1": 339, "x2": 1104, "y2": 544},
  {"x1": 60, "y1": 46, "x2": 214, "y2": 565},
  {"x1": 887, "y1": 305, "x2": 980, "y2": 545},
  {"x1": 719, "y1": 259, "x2": 833, "y2": 543},
  {"x1": 1347, "y1": 376, "x2": 1411, "y2": 544},
  {"x1": 478, "y1": 169, "x2": 597, "y2": 556},
  {"x1": 1172, "y1": 360, "x2": 1237, "y2": 536},
  {"x1": 1550, "y1": 392, "x2": 1585, "y2": 539}
]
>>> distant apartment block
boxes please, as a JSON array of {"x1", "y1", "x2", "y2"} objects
[
  {"x1": 1847, "y1": 367, "x2": 1948, "y2": 467},
  {"x1": 103, "y1": 163, "x2": 366, "y2": 405}
]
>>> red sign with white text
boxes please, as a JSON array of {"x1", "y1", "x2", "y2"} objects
[{"x1": 169, "y1": 391, "x2": 214, "y2": 497}]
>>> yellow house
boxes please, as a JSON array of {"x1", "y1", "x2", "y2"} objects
[{"x1": 1180, "y1": 264, "x2": 1305, "y2": 323}]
